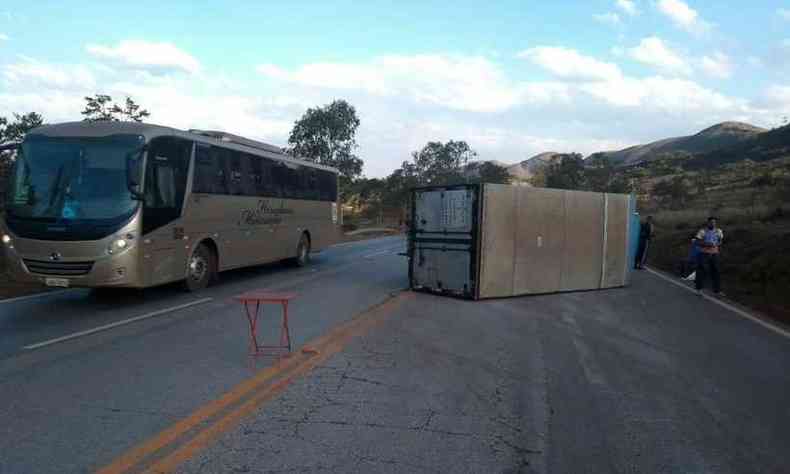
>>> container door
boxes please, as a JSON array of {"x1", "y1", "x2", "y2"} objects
[{"x1": 409, "y1": 185, "x2": 479, "y2": 298}]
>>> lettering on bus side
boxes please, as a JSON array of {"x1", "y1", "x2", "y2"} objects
[{"x1": 238, "y1": 199, "x2": 295, "y2": 226}]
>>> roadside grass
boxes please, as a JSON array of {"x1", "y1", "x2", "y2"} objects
[{"x1": 648, "y1": 213, "x2": 790, "y2": 325}]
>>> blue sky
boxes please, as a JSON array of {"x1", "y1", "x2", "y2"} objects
[{"x1": 2, "y1": 1, "x2": 790, "y2": 176}]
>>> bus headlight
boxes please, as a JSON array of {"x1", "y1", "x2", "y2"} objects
[
  {"x1": 1, "y1": 234, "x2": 11, "y2": 246},
  {"x1": 107, "y1": 238, "x2": 129, "y2": 255}
]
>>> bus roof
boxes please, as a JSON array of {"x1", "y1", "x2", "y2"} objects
[{"x1": 27, "y1": 121, "x2": 339, "y2": 174}]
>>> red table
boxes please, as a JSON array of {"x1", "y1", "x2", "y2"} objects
[{"x1": 233, "y1": 291, "x2": 297, "y2": 357}]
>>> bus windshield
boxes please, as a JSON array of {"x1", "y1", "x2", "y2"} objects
[{"x1": 7, "y1": 134, "x2": 145, "y2": 222}]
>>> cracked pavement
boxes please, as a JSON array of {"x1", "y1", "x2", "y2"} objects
[
  {"x1": 179, "y1": 273, "x2": 790, "y2": 474},
  {"x1": 179, "y1": 293, "x2": 549, "y2": 474}
]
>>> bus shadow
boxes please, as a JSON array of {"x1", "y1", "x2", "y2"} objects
[{"x1": 1, "y1": 255, "x2": 332, "y2": 328}]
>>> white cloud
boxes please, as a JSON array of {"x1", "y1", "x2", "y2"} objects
[
  {"x1": 779, "y1": 8, "x2": 790, "y2": 20},
  {"x1": 593, "y1": 12, "x2": 621, "y2": 26},
  {"x1": 656, "y1": 0, "x2": 711, "y2": 34},
  {"x1": 518, "y1": 47, "x2": 622, "y2": 81},
  {"x1": 764, "y1": 85, "x2": 790, "y2": 105},
  {"x1": 258, "y1": 54, "x2": 569, "y2": 113},
  {"x1": 0, "y1": 52, "x2": 779, "y2": 178},
  {"x1": 85, "y1": 40, "x2": 200, "y2": 74},
  {"x1": 616, "y1": 0, "x2": 638, "y2": 16},
  {"x1": 628, "y1": 37, "x2": 692, "y2": 75},
  {"x1": 3, "y1": 58, "x2": 96, "y2": 89},
  {"x1": 699, "y1": 52, "x2": 732, "y2": 79},
  {"x1": 582, "y1": 76, "x2": 740, "y2": 111}
]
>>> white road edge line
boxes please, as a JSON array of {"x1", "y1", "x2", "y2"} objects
[
  {"x1": 0, "y1": 289, "x2": 73, "y2": 305},
  {"x1": 330, "y1": 235, "x2": 402, "y2": 249},
  {"x1": 23, "y1": 298, "x2": 213, "y2": 351},
  {"x1": 645, "y1": 267, "x2": 790, "y2": 340},
  {"x1": 329, "y1": 240, "x2": 365, "y2": 248},
  {"x1": 362, "y1": 249, "x2": 393, "y2": 259}
]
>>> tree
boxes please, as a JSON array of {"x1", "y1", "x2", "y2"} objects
[
  {"x1": 1, "y1": 112, "x2": 45, "y2": 210},
  {"x1": 381, "y1": 161, "x2": 420, "y2": 221},
  {"x1": 287, "y1": 100, "x2": 363, "y2": 184},
  {"x1": 585, "y1": 154, "x2": 614, "y2": 192},
  {"x1": 529, "y1": 166, "x2": 548, "y2": 187},
  {"x1": 471, "y1": 162, "x2": 511, "y2": 184},
  {"x1": 82, "y1": 94, "x2": 150, "y2": 122},
  {"x1": 1, "y1": 112, "x2": 44, "y2": 144},
  {"x1": 651, "y1": 176, "x2": 690, "y2": 210},
  {"x1": 1, "y1": 112, "x2": 44, "y2": 166},
  {"x1": 545, "y1": 153, "x2": 586, "y2": 190},
  {"x1": 410, "y1": 140, "x2": 477, "y2": 185}
]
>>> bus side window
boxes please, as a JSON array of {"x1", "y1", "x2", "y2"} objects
[
  {"x1": 248, "y1": 154, "x2": 263, "y2": 197},
  {"x1": 272, "y1": 162, "x2": 292, "y2": 199},
  {"x1": 304, "y1": 168, "x2": 319, "y2": 200},
  {"x1": 317, "y1": 170, "x2": 337, "y2": 202},
  {"x1": 260, "y1": 158, "x2": 278, "y2": 198},
  {"x1": 209, "y1": 146, "x2": 228, "y2": 194},
  {"x1": 228, "y1": 151, "x2": 245, "y2": 195},
  {"x1": 193, "y1": 144, "x2": 213, "y2": 193}
]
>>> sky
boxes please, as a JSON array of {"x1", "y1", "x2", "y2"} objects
[{"x1": 1, "y1": 1, "x2": 790, "y2": 177}]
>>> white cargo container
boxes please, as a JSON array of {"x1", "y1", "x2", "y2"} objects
[{"x1": 408, "y1": 184, "x2": 636, "y2": 299}]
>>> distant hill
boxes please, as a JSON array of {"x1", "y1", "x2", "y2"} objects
[
  {"x1": 465, "y1": 121, "x2": 782, "y2": 182},
  {"x1": 588, "y1": 122, "x2": 767, "y2": 166},
  {"x1": 464, "y1": 159, "x2": 510, "y2": 177},
  {"x1": 466, "y1": 152, "x2": 561, "y2": 182},
  {"x1": 683, "y1": 123, "x2": 790, "y2": 170},
  {"x1": 505, "y1": 152, "x2": 562, "y2": 181}
]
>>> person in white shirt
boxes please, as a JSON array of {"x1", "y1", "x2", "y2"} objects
[{"x1": 694, "y1": 217, "x2": 724, "y2": 296}]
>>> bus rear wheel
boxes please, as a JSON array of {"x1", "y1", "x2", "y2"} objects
[
  {"x1": 293, "y1": 233, "x2": 311, "y2": 267},
  {"x1": 184, "y1": 243, "x2": 215, "y2": 292}
]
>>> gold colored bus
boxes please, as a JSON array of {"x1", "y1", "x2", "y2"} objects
[{"x1": 0, "y1": 121, "x2": 340, "y2": 291}]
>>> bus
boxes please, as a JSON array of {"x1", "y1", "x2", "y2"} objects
[{"x1": 0, "y1": 121, "x2": 340, "y2": 291}]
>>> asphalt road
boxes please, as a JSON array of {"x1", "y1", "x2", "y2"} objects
[
  {"x1": 2, "y1": 236, "x2": 790, "y2": 473},
  {"x1": 0, "y1": 236, "x2": 407, "y2": 473},
  {"x1": 174, "y1": 271, "x2": 790, "y2": 474}
]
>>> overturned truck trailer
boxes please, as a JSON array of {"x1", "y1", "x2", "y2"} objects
[{"x1": 408, "y1": 184, "x2": 637, "y2": 299}]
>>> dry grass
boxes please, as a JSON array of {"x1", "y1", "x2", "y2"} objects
[{"x1": 648, "y1": 216, "x2": 790, "y2": 324}]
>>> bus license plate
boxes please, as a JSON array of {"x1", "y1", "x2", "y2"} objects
[{"x1": 45, "y1": 278, "x2": 70, "y2": 288}]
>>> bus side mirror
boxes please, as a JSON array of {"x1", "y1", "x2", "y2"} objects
[{"x1": 126, "y1": 146, "x2": 145, "y2": 200}]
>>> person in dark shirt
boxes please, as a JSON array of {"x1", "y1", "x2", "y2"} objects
[{"x1": 635, "y1": 216, "x2": 654, "y2": 270}]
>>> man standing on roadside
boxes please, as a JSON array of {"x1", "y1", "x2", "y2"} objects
[
  {"x1": 635, "y1": 215, "x2": 654, "y2": 269},
  {"x1": 695, "y1": 217, "x2": 724, "y2": 296}
]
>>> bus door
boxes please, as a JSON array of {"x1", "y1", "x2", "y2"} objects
[{"x1": 141, "y1": 137, "x2": 192, "y2": 286}]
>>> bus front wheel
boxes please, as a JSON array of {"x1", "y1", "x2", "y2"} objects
[{"x1": 184, "y1": 243, "x2": 215, "y2": 291}]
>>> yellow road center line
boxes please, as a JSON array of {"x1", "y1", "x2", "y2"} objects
[{"x1": 97, "y1": 292, "x2": 409, "y2": 474}]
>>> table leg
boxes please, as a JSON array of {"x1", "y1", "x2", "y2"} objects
[
  {"x1": 244, "y1": 301, "x2": 261, "y2": 355},
  {"x1": 282, "y1": 301, "x2": 292, "y2": 352}
]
